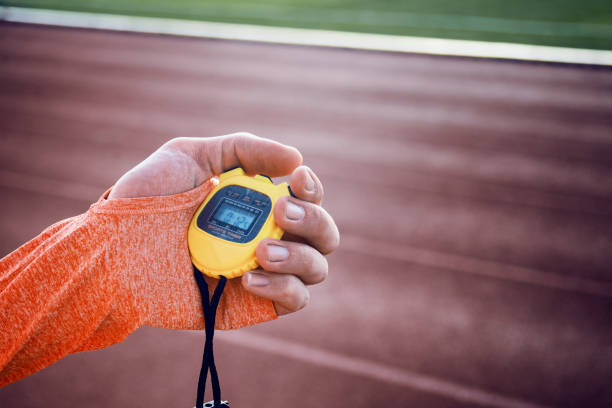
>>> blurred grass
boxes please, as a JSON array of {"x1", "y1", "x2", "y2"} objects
[{"x1": 3, "y1": 0, "x2": 612, "y2": 50}]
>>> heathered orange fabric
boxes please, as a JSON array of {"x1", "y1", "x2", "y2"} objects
[{"x1": 0, "y1": 181, "x2": 277, "y2": 387}]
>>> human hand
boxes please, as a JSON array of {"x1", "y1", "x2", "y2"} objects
[{"x1": 109, "y1": 133, "x2": 339, "y2": 316}]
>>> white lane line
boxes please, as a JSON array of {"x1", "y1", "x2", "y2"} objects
[
  {"x1": 10, "y1": 2, "x2": 610, "y2": 39},
  {"x1": 216, "y1": 330, "x2": 553, "y2": 408},
  {"x1": 2, "y1": 170, "x2": 610, "y2": 298},
  {"x1": 341, "y1": 234, "x2": 612, "y2": 298},
  {"x1": 2, "y1": 6, "x2": 612, "y2": 66}
]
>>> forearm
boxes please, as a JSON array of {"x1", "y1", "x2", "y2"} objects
[
  {"x1": 0, "y1": 212, "x2": 137, "y2": 386},
  {"x1": 0, "y1": 183, "x2": 276, "y2": 386}
]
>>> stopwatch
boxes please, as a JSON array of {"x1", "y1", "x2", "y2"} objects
[{"x1": 188, "y1": 167, "x2": 290, "y2": 279}]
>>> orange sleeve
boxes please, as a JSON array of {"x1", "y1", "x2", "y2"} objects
[{"x1": 0, "y1": 181, "x2": 277, "y2": 387}]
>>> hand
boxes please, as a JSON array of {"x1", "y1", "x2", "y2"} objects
[
  {"x1": 109, "y1": 133, "x2": 339, "y2": 316},
  {"x1": 245, "y1": 164, "x2": 338, "y2": 315}
]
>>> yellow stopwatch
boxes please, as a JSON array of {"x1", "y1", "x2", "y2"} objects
[{"x1": 188, "y1": 167, "x2": 290, "y2": 279}]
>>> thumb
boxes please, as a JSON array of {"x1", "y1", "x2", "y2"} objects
[{"x1": 171, "y1": 133, "x2": 302, "y2": 184}]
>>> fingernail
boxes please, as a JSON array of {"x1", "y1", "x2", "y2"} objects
[
  {"x1": 285, "y1": 201, "x2": 305, "y2": 221},
  {"x1": 304, "y1": 169, "x2": 315, "y2": 192},
  {"x1": 267, "y1": 244, "x2": 289, "y2": 262},
  {"x1": 246, "y1": 272, "x2": 269, "y2": 287}
]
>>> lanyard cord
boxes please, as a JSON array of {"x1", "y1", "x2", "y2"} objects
[{"x1": 193, "y1": 265, "x2": 228, "y2": 408}]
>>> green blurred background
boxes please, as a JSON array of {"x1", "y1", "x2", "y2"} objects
[{"x1": 3, "y1": 0, "x2": 612, "y2": 50}]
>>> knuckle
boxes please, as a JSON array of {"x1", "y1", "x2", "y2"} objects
[
  {"x1": 319, "y1": 219, "x2": 340, "y2": 255},
  {"x1": 280, "y1": 278, "x2": 309, "y2": 312},
  {"x1": 280, "y1": 281, "x2": 299, "y2": 304},
  {"x1": 163, "y1": 137, "x2": 188, "y2": 149},
  {"x1": 327, "y1": 228, "x2": 341, "y2": 254},
  {"x1": 308, "y1": 204, "x2": 326, "y2": 229},
  {"x1": 317, "y1": 256, "x2": 329, "y2": 283},
  {"x1": 305, "y1": 252, "x2": 328, "y2": 284},
  {"x1": 161, "y1": 138, "x2": 199, "y2": 161},
  {"x1": 302, "y1": 249, "x2": 316, "y2": 270},
  {"x1": 316, "y1": 182, "x2": 325, "y2": 202},
  {"x1": 299, "y1": 290, "x2": 310, "y2": 311},
  {"x1": 232, "y1": 131, "x2": 257, "y2": 141}
]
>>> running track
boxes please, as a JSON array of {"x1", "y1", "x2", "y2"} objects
[{"x1": 1, "y1": 22, "x2": 611, "y2": 408}]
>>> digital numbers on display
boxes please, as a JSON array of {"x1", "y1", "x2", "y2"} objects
[{"x1": 213, "y1": 201, "x2": 257, "y2": 232}]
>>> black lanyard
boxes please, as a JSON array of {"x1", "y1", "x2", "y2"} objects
[{"x1": 193, "y1": 265, "x2": 229, "y2": 408}]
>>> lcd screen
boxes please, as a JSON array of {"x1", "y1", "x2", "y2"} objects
[{"x1": 212, "y1": 201, "x2": 258, "y2": 232}]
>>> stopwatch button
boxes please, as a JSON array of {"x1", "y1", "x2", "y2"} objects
[{"x1": 254, "y1": 174, "x2": 273, "y2": 183}]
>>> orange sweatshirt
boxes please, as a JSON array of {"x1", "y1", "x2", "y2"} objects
[{"x1": 0, "y1": 181, "x2": 277, "y2": 387}]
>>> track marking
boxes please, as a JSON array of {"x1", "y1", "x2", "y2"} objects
[
  {"x1": 12, "y1": 2, "x2": 611, "y2": 38},
  {"x1": 216, "y1": 330, "x2": 553, "y2": 408},
  {"x1": 341, "y1": 234, "x2": 612, "y2": 298},
  {"x1": 2, "y1": 6, "x2": 612, "y2": 66},
  {"x1": 2, "y1": 170, "x2": 610, "y2": 298}
]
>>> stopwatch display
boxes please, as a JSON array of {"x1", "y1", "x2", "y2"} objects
[
  {"x1": 212, "y1": 201, "x2": 258, "y2": 232},
  {"x1": 196, "y1": 185, "x2": 271, "y2": 244}
]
